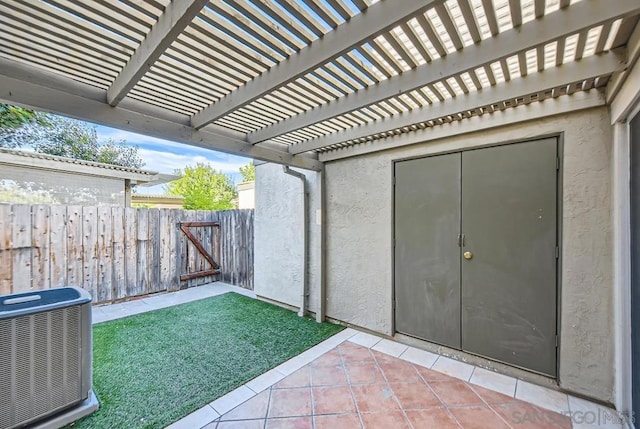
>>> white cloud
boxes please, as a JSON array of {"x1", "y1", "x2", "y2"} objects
[
  {"x1": 138, "y1": 148, "x2": 247, "y2": 174},
  {"x1": 94, "y1": 124, "x2": 251, "y2": 178}
]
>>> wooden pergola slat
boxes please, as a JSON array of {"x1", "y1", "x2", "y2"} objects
[
  {"x1": 288, "y1": 52, "x2": 625, "y2": 154},
  {"x1": 247, "y1": 0, "x2": 637, "y2": 145},
  {"x1": 190, "y1": 0, "x2": 445, "y2": 129},
  {"x1": 0, "y1": 0, "x2": 637, "y2": 164},
  {"x1": 107, "y1": 0, "x2": 209, "y2": 106}
]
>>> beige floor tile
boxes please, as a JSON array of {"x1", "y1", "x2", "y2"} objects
[
  {"x1": 431, "y1": 356, "x2": 475, "y2": 381},
  {"x1": 348, "y1": 332, "x2": 382, "y2": 348},
  {"x1": 398, "y1": 347, "x2": 438, "y2": 369},
  {"x1": 165, "y1": 405, "x2": 219, "y2": 429},
  {"x1": 515, "y1": 380, "x2": 569, "y2": 414},
  {"x1": 220, "y1": 389, "x2": 270, "y2": 421},
  {"x1": 210, "y1": 386, "x2": 256, "y2": 415},
  {"x1": 371, "y1": 339, "x2": 409, "y2": 358},
  {"x1": 469, "y1": 367, "x2": 517, "y2": 397}
]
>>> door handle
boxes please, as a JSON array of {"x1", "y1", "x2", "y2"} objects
[{"x1": 463, "y1": 251, "x2": 473, "y2": 260}]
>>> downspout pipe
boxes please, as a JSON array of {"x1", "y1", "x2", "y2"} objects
[
  {"x1": 318, "y1": 166, "x2": 326, "y2": 323},
  {"x1": 282, "y1": 166, "x2": 308, "y2": 317}
]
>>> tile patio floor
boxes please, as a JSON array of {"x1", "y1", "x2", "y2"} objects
[
  {"x1": 203, "y1": 341, "x2": 572, "y2": 429},
  {"x1": 95, "y1": 283, "x2": 625, "y2": 429}
]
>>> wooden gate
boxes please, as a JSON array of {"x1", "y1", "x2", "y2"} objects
[{"x1": 179, "y1": 221, "x2": 220, "y2": 281}]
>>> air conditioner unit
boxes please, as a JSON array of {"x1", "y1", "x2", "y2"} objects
[{"x1": 0, "y1": 287, "x2": 98, "y2": 429}]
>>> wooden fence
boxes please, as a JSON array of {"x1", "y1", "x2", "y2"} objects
[{"x1": 0, "y1": 205, "x2": 254, "y2": 304}]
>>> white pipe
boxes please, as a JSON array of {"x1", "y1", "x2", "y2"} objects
[
  {"x1": 317, "y1": 167, "x2": 326, "y2": 323},
  {"x1": 282, "y1": 166, "x2": 308, "y2": 317}
]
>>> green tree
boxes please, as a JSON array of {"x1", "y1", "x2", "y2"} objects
[
  {"x1": 165, "y1": 163, "x2": 237, "y2": 210},
  {"x1": 0, "y1": 103, "x2": 46, "y2": 147},
  {"x1": 239, "y1": 161, "x2": 255, "y2": 182},
  {"x1": 0, "y1": 103, "x2": 39, "y2": 128},
  {"x1": 0, "y1": 103, "x2": 144, "y2": 169}
]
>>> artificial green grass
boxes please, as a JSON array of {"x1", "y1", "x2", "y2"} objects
[{"x1": 71, "y1": 292, "x2": 343, "y2": 429}]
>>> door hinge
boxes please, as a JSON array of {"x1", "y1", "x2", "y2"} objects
[
  {"x1": 555, "y1": 335, "x2": 558, "y2": 347},
  {"x1": 393, "y1": 238, "x2": 396, "y2": 248},
  {"x1": 555, "y1": 246, "x2": 559, "y2": 258},
  {"x1": 393, "y1": 174, "x2": 396, "y2": 185},
  {"x1": 556, "y1": 156, "x2": 560, "y2": 171}
]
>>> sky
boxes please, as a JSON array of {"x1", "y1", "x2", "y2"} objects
[{"x1": 94, "y1": 125, "x2": 251, "y2": 195}]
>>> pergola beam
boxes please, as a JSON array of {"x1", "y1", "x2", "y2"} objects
[
  {"x1": 610, "y1": 40, "x2": 640, "y2": 123},
  {"x1": 190, "y1": 0, "x2": 445, "y2": 129},
  {"x1": 318, "y1": 91, "x2": 606, "y2": 162},
  {"x1": 289, "y1": 52, "x2": 626, "y2": 154},
  {"x1": 607, "y1": 17, "x2": 640, "y2": 104},
  {"x1": 0, "y1": 59, "x2": 322, "y2": 171},
  {"x1": 248, "y1": 0, "x2": 640, "y2": 145},
  {"x1": 106, "y1": 0, "x2": 209, "y2": 106}
]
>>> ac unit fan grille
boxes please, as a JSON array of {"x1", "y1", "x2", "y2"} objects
[{"x1": 0, "y1": 306, "x2": 82, "y2": 429}]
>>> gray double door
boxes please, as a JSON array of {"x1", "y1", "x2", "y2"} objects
[{"x1": 394, "y1": 138, "x2": 558, "y2": 376}]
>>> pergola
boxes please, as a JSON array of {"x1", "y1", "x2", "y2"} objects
[{"x1": 0, "y1": 0, "x2": 638, "y2": 170}]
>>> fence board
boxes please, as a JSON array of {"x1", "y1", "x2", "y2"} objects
[
  {"x1": 1, "y1": 206, "x2": 253, "y2": 302},
  {"x1": 124, "y1": 208, "x2": 138, "y2": 297},
  {"x1": 219, "y1": 210, "x2": 228, "y2": 285},
  {"x1": 208, "y1": 210, "x2": 220, "y2": 284},
  {"x1": 169, "y1": 209, "x2": 180, "y2": 291},
  {"x1": 112, "y1": 207, "x2": 126, "y2": 300},
  {"x1": 177, "y1": 210, "x2": 187, "y2": 290},
  {"x1": 148, "y1": 209, "x2": 161, "y2": 293},
  {"x1": 197, "y1": 210, "x2": 216, "y2": 286},
  {"x1": 82, "y1": 206, "x2": 99, "y2": 300},
  {"x1": 49, "y1": 205, "x2": 67, "y2": 288},
  {"x1": 224, "y1": 210, "x2": 233, "y2": 285},
  {"x1": 184, "y1": 210, "x2": 197, "y2": 289},
  {"x1": 248, "y1": 211, "x2": 254, "y2": 286},
  {"x1": 0, "y1": 205, "x2": 12, "y2": 295},
  {"x1": 159, "y1": 209, "x2": 172, "y2": 291},
  {"x1": 136, "y1": 209, "x2": 150, "y2": 296},
  {"x1": 31, "y1": 205, "x2": 50, "y2": 290},
  {"x1": 66, "y1": 206, "x2": 83, "y2": 287},
  {"x1": 211, "y1": 211, "x2": 221, "y2": 280},
  {"x1": 185, "y1": 210, "x2": 195, "y2": 289},
  {"x1": 196, "y1": 211, "x2": 206, "y2": 277},
  {"x1": 11, "y1": 205, "x2": 31, "y2": 292},
  {"x1": 97, "y1": 207, "x2": 113, "y2": 303}
]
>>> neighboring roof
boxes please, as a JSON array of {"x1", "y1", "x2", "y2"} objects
[
  {"x1": 237, "y1": 181, "x2": 255, "y2": 191},
  {"x1": 136, "y1": 173, "x2": 182, "y2": 187},
  {"x1": 0, "y1": 148, "x2": 159, "y2": 184},
  {"x1": 0, "y1": 1, "x2": 638, "y2": 169},
  {"x1": 131, "y1": 194, "x2": 185, "y2": 208},
  {"x1": 132, "y1": 194, "x2": 184, "y2": 200}
]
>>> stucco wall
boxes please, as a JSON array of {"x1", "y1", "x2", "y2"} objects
[
  {"x1": 255, "y1": 107, "x2": 614, "y2": 403},
  {"x1": 254, "y1": 164, "x2": 321, "y2": 313}
]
